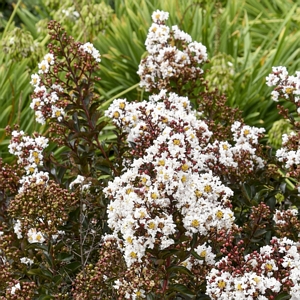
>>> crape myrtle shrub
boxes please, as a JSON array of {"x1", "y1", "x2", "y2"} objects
[{"x1": 1, "y1": 9, "x2": 300, "y2": 300}]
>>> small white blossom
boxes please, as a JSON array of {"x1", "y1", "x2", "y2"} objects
[{"x1": 20, "y1": 257, "x2": 34, "y2": 266}]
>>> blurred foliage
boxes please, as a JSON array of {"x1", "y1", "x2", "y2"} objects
[{"x1": 0, "y1": 0, "x2": 300, "y2": 163}]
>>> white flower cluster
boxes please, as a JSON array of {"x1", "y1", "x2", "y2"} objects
[
  {"x1": 37, "y1": 53, "x2": 55, "y2": 75},
  {"x1": 79, "y1": 42, "x2": 101, "y2": 62},
  {"x1": 137, "y1": 10, "x2": 208, "y2": 91},
  {"x1": 206, "y1": 237, "x2": 300, "y2": 299},
  {"x1": 275, "y1": 132, "x2": 300, "y2": 191},
  {"x1": 8, "y1": 130, "x2": 49, "y2": 192},
  {"x1": 276, "y1": 136, "x2": 300, "y2": 170},
  {"x1": 181, "y1": 243, "x2": 216, "y2": 270},
  {"x1": 30, "y1": 53, "x2": 65, "y2": 124},
  {"x1": 207, "y1": 121, "x2": 265, "y2": 172},
  {"x1": 266, "y1": 66, "x2": 300, "y2": 109},
  {"x1": 9, "y1": 130, "x2": 48, "y2": 169},
  {"x1": 105, "y1": 90, "x2": 235, "y2": 267},
  {"x1": 27, "y1": 228, "x2": 46, "y2": 244}
]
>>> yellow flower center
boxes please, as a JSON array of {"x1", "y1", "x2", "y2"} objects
[
  {"x1": 181, "y1": 164, "x2": 189, "y2": 171},
  {"x1": 28, "y1": 167, "x2": 35, "y2": 173},
  {"x1": 285, "y1": 87, "x2": 294, "y2": 94},
  {"x1": 36, "y1": 234, "x2": 43, "y2": 241},
  {"x1": 148, "y1": 222, "x2": 156, "y2": 230},
  {"x1": 139, "y1": 211, "x2": 146, "y2": 218},
  {"x1": 130, "y1": 252, "x2": 137, "y2": 258},
  {"x1": 119, "y1": 102, "x2": 126, "y2": 109},
  {"x1": 181, "y1": 175, "x2": 187, "y2": 183},
  {"x1": 216, "y1": 210, "x2": 224, "y2": 219},
  {"x1": 200, "y1": 250, "x2": 206, "y2": 258},
  {"x1": 158, "y1": 160, "x2": 165, "y2": 166},
  {"x1": 218, "y1": 280, "x2": 226, "y2": 289},
  {"x1": 265, "y1": 263, "x2": 273, "y2": 271},
  {"x1": 222, "y1": 144, "x2": 228, "y2": 150},
  {"x1": 195, "y1": 190, "x2": 202, "y2": 198},
  {"x1": 173, "y1": 139, "x2": 180, "y2": 145},
  {"x1": 181, "y1": 261, "x2": 188, "y2": 267},
  {"x1": 126, "y1": 237, "x2": 133, "y2": 244},
  {"x1": 32, "y1": 151, "x2": 39, "y2": 158},
  {"x1": 243, "y1": 129, "x2": 250, "y2": 136},
  {"x1": 151, "y1": 192, "x2": 158, "y2": 199},
  {"x1": 191, "y1": 219, "x2": 199, "y2": 227},
  {"x1": 151, "y1": 26, "x2": 158, "y2": 33},
  {"x1": 126, "y1": 188, "x2": 133, "y2": 194},
  {"x1": 113, "y1": 111, "x2": 120, "y2": 118},
  {"x1": 204, "y1": 185, "x2": 212, "y2": 193}
]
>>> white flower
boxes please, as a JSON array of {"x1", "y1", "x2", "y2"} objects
[
  {"x1": 38, "y1": 59, "x2": 50, "y2": 74},
  {"x1": 10, "y1": 282, "x2": 21, "y2": 295},
  {"x1": 43, "y1": 53, "x2": 55, "y2": 65},
  {"x1": 69, "y1": 175, "x2": 84, "y2": 188},
  {"x1": 35, "y1": 110, "x2": 46, "y2": 124},
  {"x1": 27, "y1": 228, "x2": 46, "y2": 244},
  {"x1": 51, "y1": 105, "x2": 65, "y2": 122},
  {"x1": 13, "y1": 219, "x2": 23, "y2": 239},
  {"x1": 151, "y1": 10, "x2": 169, "y2": 22},
  {"x1": 30, "y1": 73, "x2": 40, "y2": 87},
  {"x1": 20, "y1": 257, "x2": 34, "y2": 266},
  {"x1": 80, "y1": 42, "x2": 101, "y2": 62}
]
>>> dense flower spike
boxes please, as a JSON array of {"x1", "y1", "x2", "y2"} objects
[
  {"x1": 105, "y1": 89, "x2": 237, "y2": 266},
  {"x1": 266, "y1": 66, "x2": 300, "y2": 106},
  {"x1": 137, "y1": 10, "x2": 208, "y2": 92},
  {"x1": 8, "y1": 130, "x2": 49, "y2": 191},
  {"x1": 206, "y1": 237, "x2": 300, "y2": 299},
  {"x1": 29, "y1": 28, "x2": 101, "y2": 125},
  {"x1": 30, "y1": 52, "x2": 66, "y2": 124},
  {"x1": 104, "y1": 84, "x2": 268, "y2": 295}
]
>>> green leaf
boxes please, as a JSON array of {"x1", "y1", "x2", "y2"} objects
[
  {"x1": 63, "y1": 261, "x2": 81, "y2": 272},
  {"x1": 26, "y1": 243, "x2": 48, "y2": 252},
  {"x1": 27, "y1": 268, "x2": 52, "y2": 280},
  {"x1": 167, "y1": 265, "x2": 193, "y2": 277},
  {"x1": 37, "y1": 295, "x2": 54, "y2": 300},
  {"x1": 168, "y1": 283, "x2": 196, "y2": 297},
  {"x1": 275, "y1": 292, "x2": 290, "y2": 300},
  {"x1": 57, "y1": 252, "x2": 74, "y2": 262},
  {"x1": 253, "y1": 228, "x2": 268, "y2": 238}
]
